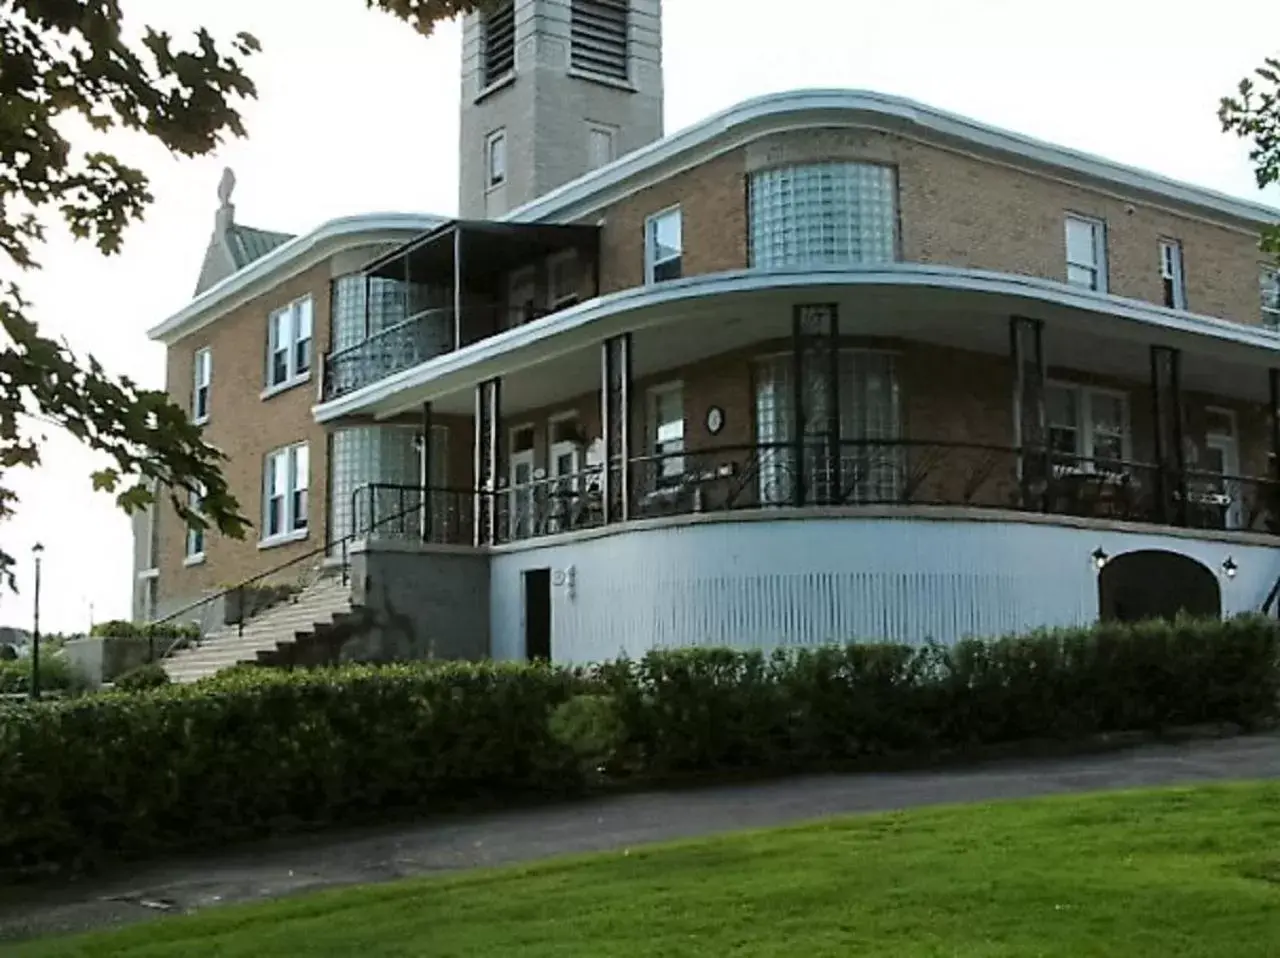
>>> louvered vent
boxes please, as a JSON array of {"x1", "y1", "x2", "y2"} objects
[
  {"x1": 570, "y1": 0, "x2": 629, "y2": 81},
  {"x1": 481, "y1": 1, "x2": 516, "y2": 87}
]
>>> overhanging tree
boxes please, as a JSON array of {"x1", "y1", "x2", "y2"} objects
[
  {"x1": 1221, "y1": 55, "x2": 1280, "y2": 253},
  {"x1": 0, "y1": 0, "x2": 481, "y2": 589}
]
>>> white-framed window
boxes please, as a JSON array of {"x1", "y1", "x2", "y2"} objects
[
  {"x1": 547, "y1": 250, "x2": 579, "y2": 308},
  {"x1": 184, "y1": 485, "x2": 206, "y2": 562},
  {"x1": 263, "y1": 442, "x2": 309, "y2": 542},
  {"x1": 1065, "y1": 215, "x2": 1108, "y2": 292},
  {"x1": 645, "y1": 207, "x2": 682, "y2": 283},
  {"x1": 1261, "y1": 267, "x2": 1280, "y2": 329},
  {"x1": 1047, "y1": 383, "x2": 1130, "y2": 467},
  {"x1": 588, "y1": 124, "x2": 616, "y2": 170},
  {"x1": 648, "y1": 383, "x2": 685, "y2": 487},
  {"x1": 1159, "y1": 238, "x2": 1186, "y2": 310},
  {"x1": 267, "y1": 297, "x2": 313, "y2": 390},
  {"x1": 486, "y1": 130, "x2": 507, "y2": 188},
  {"x1": 192, "y1": 347, "x2": 211, "y2": 424}
]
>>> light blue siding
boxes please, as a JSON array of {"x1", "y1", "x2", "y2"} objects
[{"x1": 489, "y1": 516, "x2": 1280, "y2": 663}]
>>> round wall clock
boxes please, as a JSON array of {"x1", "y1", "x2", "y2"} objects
[{"x1": 705, "y1": 405, "x2": 725, "y2": 435}]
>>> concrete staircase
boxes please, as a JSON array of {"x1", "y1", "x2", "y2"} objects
[{"x1": 162, "y1": 574, "x2": 353, "y2": 684}]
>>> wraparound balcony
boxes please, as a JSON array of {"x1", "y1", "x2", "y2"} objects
[{"x1": 351, "y1": 438, "x2": 1280, "y2": 549}]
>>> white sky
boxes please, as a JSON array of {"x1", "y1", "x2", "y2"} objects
[{"x1": 5, "y1": 0, "x2": 1279, "y2": 633}]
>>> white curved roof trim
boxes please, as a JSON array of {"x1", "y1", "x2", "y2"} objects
[
  {"x1": 148, "y1": 213, "x2": 447, "y2": 345},
  {"x1": 313, "y1": 263, "x2": 1280, "y2": 423},
  {"x1": 505, "y1": 89, "x2": 1280, "y2": 226}
]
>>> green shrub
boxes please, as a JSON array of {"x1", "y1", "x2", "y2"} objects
[
  {"x1": 113, "y1": 663, "x2": 171, "y2": 692},
  {"x1": 90, "y1": 620, "x2": 201, "y2": 642},
  {"x1": 548, "y1": 693, "x2": 626, "y2": 771},
  {"x1": 0, "y1": 653, "x2": 77, "y2": 695},
  {"x1": 0, "y1": 615, "x2": 1276, "y2": 880}
]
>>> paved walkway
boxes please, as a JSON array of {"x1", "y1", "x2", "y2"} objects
[{"x1": 3, "y1": 732, "x2": 1280, "y2": 943}]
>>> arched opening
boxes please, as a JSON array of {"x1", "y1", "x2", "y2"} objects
[{"x1": 1097, "y1": 549, "x2": 1222, "y2": 623}]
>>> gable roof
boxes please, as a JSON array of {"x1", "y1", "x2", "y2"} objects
[{"x1": 225, "y1": 223, "x2": 295, "y2": 269}]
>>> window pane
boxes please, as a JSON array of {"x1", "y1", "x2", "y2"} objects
[
  {"x1": 1065, "y1": 218, "x2": 1097, "y2": 266},
  {"x1": 749, "y1": 163, "x2": 897, "y2": 269},
  {"x1": 1092, "y1": 434, "x2": 1123, "y2": 462},
  {"x1": 652, "y1": 256, "x2": 682, "y2": 282},
  {"x1": 1090, "y1": 394, "x2": 1125, "y2": 435},
  {"x1": 1049, "y1": 426, "x2": 1080, "y2": 458},
  {"x1": 1046, "y1": 387, "x2": 1077, "y2": 428},
  {"x1": 651, "y1": 210, "x2": 682, "y2": 263},
  {"x1": 1066, "y1": 264, "x2": 1096, "y2": 289}
]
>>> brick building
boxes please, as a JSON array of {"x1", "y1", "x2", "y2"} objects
[{"x1": 138, "y1": 1, "x2": 1280, "y2": 680}]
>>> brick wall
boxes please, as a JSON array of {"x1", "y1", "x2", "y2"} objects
[
  {"x1": 158, "y1": 262, "x2": 334, "y2": 606},
  {"x1": 589, "y1": 128, "x2": 1265, "y2": 325}
]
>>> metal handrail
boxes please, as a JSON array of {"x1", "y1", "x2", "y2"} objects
[{"x1": 155, "y1": 493, "x2": 432, "y2": 662}]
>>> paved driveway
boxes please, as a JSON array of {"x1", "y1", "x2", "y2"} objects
[{"x1": 3, "y1": 731, "x2": 1279, "y2": 943}]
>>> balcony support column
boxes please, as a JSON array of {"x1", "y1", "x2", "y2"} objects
[
  {"x1": 1150, "y1": 345, "x2": 1186, "y2": 526},
  {"x1": 601, "y1": 332, "x2": 633, "y2": 524},
  {"x1": 791, "y1": 303, "x2": 840, "y2": 507},
  {"x1": 1010, "y1": 316, "x2": 1047, "y2": 509},
  {"x1": 473, "y1": 377, "x2": 501, "y2": 546},
  {"x1": 418, "y1": 401, "x2": 433, "y2": 544},
  {"x1": 453, "y1": 227, "x2": 464, "y2": 351},
  {"x1": 1270, "y1": 369, "x2": 1280, "y2": 479}
]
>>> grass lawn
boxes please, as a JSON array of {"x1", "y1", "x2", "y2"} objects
[{"x1": 15, "y1": 781, "x2": 1280, "y2": 957}]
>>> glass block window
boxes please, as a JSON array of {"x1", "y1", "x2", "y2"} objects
[
  {"x1": 328, "y1": 425, "x2": 448, "y2": 545},
  {"x1": 754, "y1": 350, "x2": 900, "y2": 504},
  {"x1": 749, "y1": 163, "x2": 898, "y2": 269},
  {"x1": 331, "y1": 275, "x2": 412, "y2": 354}
]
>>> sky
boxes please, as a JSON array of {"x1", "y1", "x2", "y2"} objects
[{"x1": 4, "y1": 0, "x2": 1280, "y2": 633}]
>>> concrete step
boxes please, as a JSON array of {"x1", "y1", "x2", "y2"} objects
[{"x1": 162, "y1": 577, "x2": 355, "y2": 683}]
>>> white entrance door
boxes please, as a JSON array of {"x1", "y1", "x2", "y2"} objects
[
  {"x1": 548, "y1": 419, "x2": 583, "y2": 532},
  {"x1": 509, "y1": 447, "x2": 536, "y2": 540},
  {"x1": 1204, "y1": 409, "x2": 1242, "y2": 530}
]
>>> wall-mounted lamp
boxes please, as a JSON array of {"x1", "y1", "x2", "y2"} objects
[
  {"x1": 1091, "y1": 547, "x2": 1109, "y2": 571},
  {"x1": 1222, "y1": 556, "x2": 1239, "y2": 579}
]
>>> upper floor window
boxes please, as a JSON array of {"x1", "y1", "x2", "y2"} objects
[
  {"x1": 267, "y1": 296, "x2": 313, "y2": 391},
  {"x1": 486, "y1": 130, "x2": 507, "y2": 188},
  {"x1": 481, "y1": 0, "x2": 515, "y2": 87},
  {"x1": 1159, "y1": 239, "x2": 1186, "y2": 310},
  {"x1": 645, "y1": 207, "x2": 682, "y2": 283},
  {"x1": 184, "y1": 485, "x2": 205, "y2": 562},
  {"x1": 192, "y1": 347, "x2": 211, "y2": 424},
  {"x1": 588, "y1": 124, "x2": 616, "y2": 170},
  {"x1": 263, "y1": 442, "x2": 309, "y2": 543},
  {"x1": 1047, "y1": 383, "x2": 1129, "y2": 468},
  {"x1": 1262, "y1": 267, "x2": 1280, "y2": 329},
  {"x1": 1065, "y1": 215, "x2": 1108, "y2": 292},
  {"x1": 648, "y1": 383, "x2": 685, "y2": 487},
  {"x1": 749, "y1": 163, "x2": 897, "y2": 269},
  {"x1": 570, "y1": 0, "x2": 629, "y2": 81}
]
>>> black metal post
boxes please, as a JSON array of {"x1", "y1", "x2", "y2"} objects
[
  {"x1": 1010, "y1": 316, "x2": 1047, "y2": 508},
  {"x1": 29, "y1": 543, "x2": 42, "y2": 701},
  {"x1": 790, "y1": 307, "x2": 807, "y2": 508},
  {"x1": 474, "y1": 377, "x2": 500, "y2": 546},
  {"x1": 601, "y1": 333, "x2": 632, "y2": 524},
  {"x1": 453, "y1": 227, "x2": 464, "y2": 351},
  {"x1": 419, "y1": 402, "x2": 433, "y2": 543},
  {"x1": 1150, "y1": 345, "x2": 1186, "y2": 526},
  {"x1": 1270, "y1": 369, "x2": 1280, "y2": 477}
]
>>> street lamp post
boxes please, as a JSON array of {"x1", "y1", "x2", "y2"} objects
[{"x1": 30, "y1": 543, "x2": 43, "y2": 701}]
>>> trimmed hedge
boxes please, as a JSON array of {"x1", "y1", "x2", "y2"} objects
[
  {"x1": 0, "y1": 616, "x2": 1276, "y2": 878},
  {"x1": 90, "y1": 620, "x2": 200, "y2": 641}
]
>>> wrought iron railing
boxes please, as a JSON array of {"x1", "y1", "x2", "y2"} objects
[
  {"x1": 321, "y1": 303, "x2": 565, "y2": 402},
  {"x1": 346, "y1": 441, "x2": 1280, "y2": 552},
  {"x1": 349, "y1": 483, "x2": 476, "y2": 547}
]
